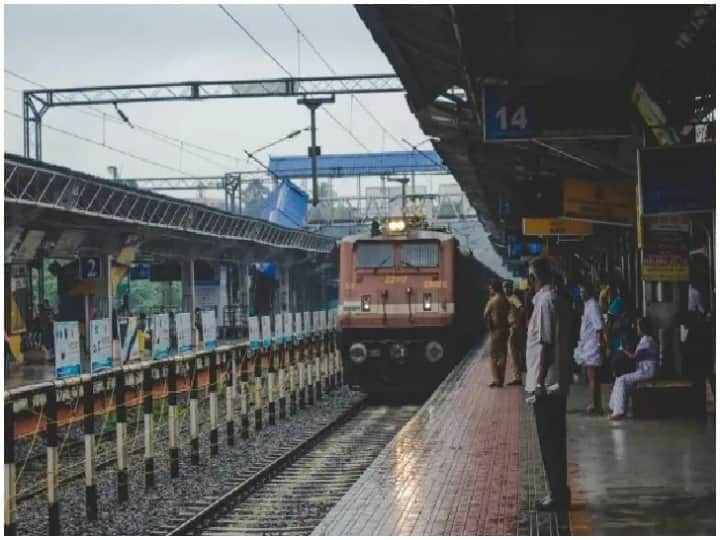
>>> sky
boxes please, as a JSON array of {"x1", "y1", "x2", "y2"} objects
[{"x1": 4, "y1": 3, "x2": 506, "y2": 272}]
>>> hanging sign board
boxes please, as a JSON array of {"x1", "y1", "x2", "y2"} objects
[
  {"x1": 118, "y1": 317, "x2": 140, "y2": 363},
  {"x1": 248, "y1": 316, "x2": 261, "y2": 350},
  {"x1": 522, "y1": 218, "x2": 593, "y2": 236},
  {"x1": 201, "y1": 310, "x2": 217, "y2": 351},
  {"x1": 79, "y1": 256, "x2": 102, "y2": 279},
  {"x1": 261, "y1": 315, "x2": 272, "y2": 348},
  {"x1": 638, "y1": 143, "x2": 715, "y2": 215},
  {"x1": 152, "y1": 313, "x2": 171, "y2": 360},
  {"x1": 90, "y1": 318, "x2": 113, "y2": 373},
  {"x1": 641, "y1": 216, "x2": 690, "y2": 282},
  {"x1": 54, "y1": 321, "x2": 81, "y2": 379},
  {"x1": 175, "y1": 312, "x2": 193, "y2": 354},
  {"x1": 283, "y1": 312, "x2": 293, "y2": 343},
  {"x1": 563, "y1": 178, "x2": 635, "y2": 225},
  {"x1": 482, "y1": 83, "x2": 630, "y2": 142}
]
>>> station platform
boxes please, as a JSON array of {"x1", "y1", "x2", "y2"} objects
[{"x1": 314, "y1": 343, "x2": 716, "y2": 536}]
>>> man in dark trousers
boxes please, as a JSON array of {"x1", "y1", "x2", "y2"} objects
[{"x1": 525, "y1": 257, "x2": 572, "y2": 511}]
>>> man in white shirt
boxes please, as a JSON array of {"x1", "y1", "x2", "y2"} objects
[{"x1": 526, "y1": 257, "x2": 572, "y2": 511}]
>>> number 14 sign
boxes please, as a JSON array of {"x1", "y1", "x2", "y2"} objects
[
  {"x1": 482, "y1": 83, "x2": 630, "y2": 142},
  {"x1": 482, "y1": 86, "x2": 531, "y2": 141}
]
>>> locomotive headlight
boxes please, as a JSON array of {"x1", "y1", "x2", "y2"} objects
[
  {"x1": 423, "y1": 293, "x2": 432, "y2": 311},
  {"x1": 425, "y1": 341, "x2": 444, "y2": 363},
  {"x1": 349, "y1": 342, "x2": 368, "y2": 364},
  {"x1": 386, "y1": 219, "x2": 406, "y2": 233},
  {"x1": 361, "y1": 295, "x2": 371, "y2": 312}
]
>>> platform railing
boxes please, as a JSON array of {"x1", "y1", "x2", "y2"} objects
[{"x1": 3, "y1": 330, "x2": 342, "y2": 536}]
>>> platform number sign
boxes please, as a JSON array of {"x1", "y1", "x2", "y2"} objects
[
  {"x1": 483, "y1": 83, "x2": 631, "y2": 142},
  {"x1": 79, "y1": 256, "x2": 102, "y2": 279},
  {"x1": 483, "y1": 87, "x2": 532, "y2": 141}
]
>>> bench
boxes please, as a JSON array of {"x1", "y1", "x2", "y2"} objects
[{"x1": 631, "y1": 379, "x2": 706, "y2": 418}]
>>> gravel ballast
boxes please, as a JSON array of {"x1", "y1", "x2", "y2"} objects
[{"x1": 15, "y1": 386, "x2": 365, "y2": 536}]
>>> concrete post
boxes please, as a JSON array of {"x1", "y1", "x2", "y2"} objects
[{"x1": 82, "y1": 375, "x2": 97, "y2": 519}]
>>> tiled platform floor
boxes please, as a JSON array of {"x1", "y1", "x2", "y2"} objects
[{"x1": 314, "y1": 344, "x2": 530, "y2": 535}]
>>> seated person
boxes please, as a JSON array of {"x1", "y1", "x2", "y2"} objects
[
  {"x1": 609, "y1": 310, "x2": 636, "y2": 378},
  {"x1": 608, "y1": 317, "x2": 659, "y2": 420}
]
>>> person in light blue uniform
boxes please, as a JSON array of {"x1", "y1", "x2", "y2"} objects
[{"x1": 608, "y1": 317, "x2": 659, "y2": 419}]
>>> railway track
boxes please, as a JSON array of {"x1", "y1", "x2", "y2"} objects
[{"x1": 162, "y1": 402, "x2": 419, "y2": 536}]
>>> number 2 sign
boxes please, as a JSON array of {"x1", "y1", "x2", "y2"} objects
[{"x1": 79, "y1": 256, "x2": 102, "y2": 279}]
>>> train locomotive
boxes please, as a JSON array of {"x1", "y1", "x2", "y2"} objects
[{"x1": 338, "y1": 216, "x2": 495, "y2": 393}]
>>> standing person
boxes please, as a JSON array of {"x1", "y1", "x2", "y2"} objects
[
  {"x1": 504, "y1": 280, "x2": 525, "y2": 386},
  {"x1": 526, "y1": 257, "x2": 572, "y2": 511},
  {"x1": 484, "y1": 279, "x2": 510, "y2": 387},
  {"x1": 573, "y1": 284, "x2": 605, "y2": 414},
  {"x1": 608, "y1": 317, "x2": 659, "y2": 419}
]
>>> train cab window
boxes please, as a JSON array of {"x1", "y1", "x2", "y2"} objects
[
  {"x1": 355, "y1": 242, "x2": 394, "y2": 268},
  {"x1": 399, "y1": 242, "x2": 439, "y2": 268}
]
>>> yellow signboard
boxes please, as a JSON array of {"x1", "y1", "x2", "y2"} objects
[
  {"x1": 522, "y1": 218, "x2": 593, "y2": 236},
  {"x1": 641, "y1": 253, "x2": 689, "y2": 282},
  {"x1": 563, "y1": 178, "x2": 635, "y2": 225}
]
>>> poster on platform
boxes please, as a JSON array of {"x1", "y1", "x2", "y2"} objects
[
  {"x1": 248, "y1": 316, "x2": 261, "y2": 350},
  {"x1": 54, "y1": 321, "x2": 81, "y2": 379},
  {"x1": 201, "y1": 310, "x2": 217, "y2": 351},
  {"x1": 90, "y1": 318, "x2": 113, "y2": 373},
  {"x1": 295, "y1": 312, "x2": 303, "y2": 339},
  {"x1": 274, "y1": 313, "x2": 283, "y2": 344},
  {"x1": 320, "y1": 310, "x2": 328, "y2": 332},
  {"x1": 175, "y1": 312, "x2": 193, "y2": 354},
  {"x1": 304, "y1": 312, "x2": 312, "y2": 339},
  {"x1": 283, "y1": 312, "x2": 293, "y2": 343},
  {"x1": 328, "y1": 308, "x2": 337, "y2": 330},
  {"x1": 261, "y1": 315, "x2": 272, "y2": 348},
  {"x1": 152, "y1": 313, "x2": 171, "y2": 360},
  {"x1": 312, "y1": 311, "x2": 321, "y2": 336},
  {"x1": 118, "y1": 317, "x2": 140, "y2": 363}
]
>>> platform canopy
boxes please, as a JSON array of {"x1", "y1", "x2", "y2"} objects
[{"x1": 268, "y1": 150, "x2": 448, "y2": 179}]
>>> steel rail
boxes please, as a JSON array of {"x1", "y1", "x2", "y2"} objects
[{"x1": 167, "y1": 399, "x2": 367, "y2": 535}]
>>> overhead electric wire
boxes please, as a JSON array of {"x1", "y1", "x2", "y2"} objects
[
  {"x1": 5, "y1": 70, "x2": 241, "y2": 169},
  {"x1": 277, "y1": 5, "x2": 405, "y2": 149},
  {"x1": 217, "y1": 3, "x2": 371, "y2": 152},
  {"x1": 4, "y1": 109, "x2": 194, "y2": 176}
]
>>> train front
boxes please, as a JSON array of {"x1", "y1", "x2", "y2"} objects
[{"x1": 338, "y1": 219, "x2": 456, "y2": 393}]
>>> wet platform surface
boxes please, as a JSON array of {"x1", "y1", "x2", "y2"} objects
[
  {"x1": 314, "y1": 345, "x2": 715, "y2": 536},
  {"x1": 314, "y1": 344, "x2": 527, "y2": 535},
  {"x1": 567, "y1": 384, "x2": 715, "y2": 535}
]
